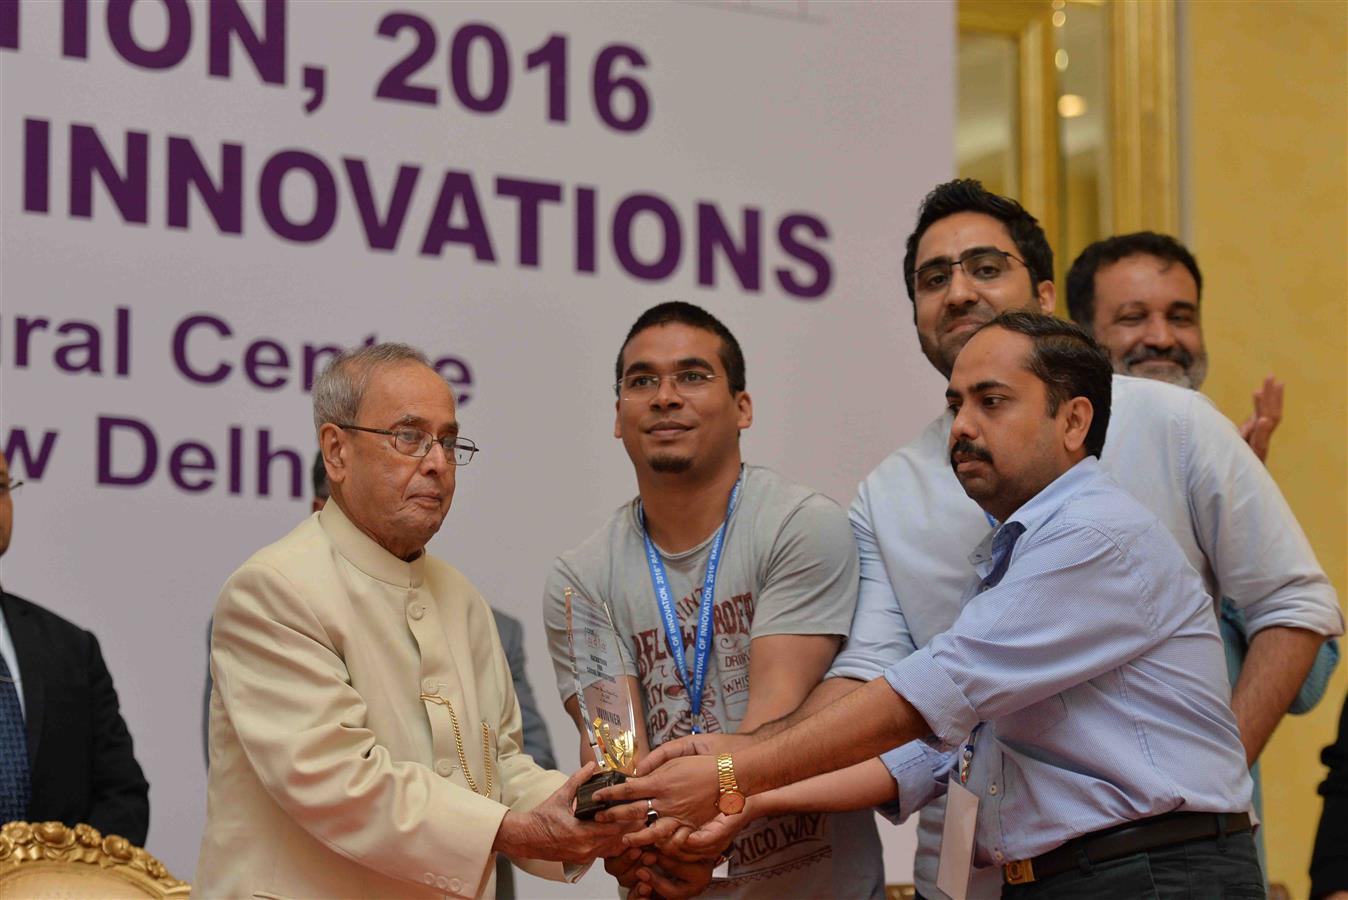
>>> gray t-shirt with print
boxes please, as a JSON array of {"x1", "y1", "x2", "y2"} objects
[{"x1": 544, "y1": 465, "x2": 884, "y2": 899}]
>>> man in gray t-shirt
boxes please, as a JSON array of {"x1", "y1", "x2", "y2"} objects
[{"x1": 543, "y1": 302, "x2": 883, "y2": 900}]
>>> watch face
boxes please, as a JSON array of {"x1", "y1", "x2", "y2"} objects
[{"x1": 717, "y1": 791, "x2": 746, "y2": 815}]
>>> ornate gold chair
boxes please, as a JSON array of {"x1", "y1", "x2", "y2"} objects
[{"x1": 0, "y1": 821, "x2": 190, "y2": 899}]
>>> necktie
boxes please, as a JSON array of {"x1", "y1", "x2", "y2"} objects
[
  {"x1": 983, "y1": 522, "x2": 1026, "y2": 588},
  {"x1": 0, "y1": 651, "x2": 31, "y2": 824}
]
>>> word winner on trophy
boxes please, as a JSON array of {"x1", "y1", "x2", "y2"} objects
[{"x1": 564, "y1": 586, "x2": 641, "y2": 819}]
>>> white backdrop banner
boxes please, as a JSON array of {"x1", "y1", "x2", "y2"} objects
[{"x1": 1, "y1": 0, "x2": 952, "y2": 891}]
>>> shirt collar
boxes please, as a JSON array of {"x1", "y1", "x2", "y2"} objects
[
  {"x1": 1006, "y1": 455, "x2": 1100, "y2": 533},
  {"x1": 966, "y1": 456, "x2": 1101, "y2": 582},
  {"x1": 319, "y1": 499, "x2": 426, "y2": 589}
]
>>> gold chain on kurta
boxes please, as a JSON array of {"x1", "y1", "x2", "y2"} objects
[{"x1": 419, "y1": 692, "x2": 495, "y2": 796}]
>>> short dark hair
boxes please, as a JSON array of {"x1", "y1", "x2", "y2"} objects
[
  {"x1": 902, "y1": 179, "x2": 1055, "y2": 303},
  {"x1": 615, "y1": 301, "x2": 746, "y2": 393},
  {"x1": 311, "y1": 451, "x2": 329, "y2": 500},
  {"x1": 1065, "y1": 231, "x2": 1203, "y2": 331},
  {"x1": 982, "y1": 310, "x2": 1113, "y2": 458}
]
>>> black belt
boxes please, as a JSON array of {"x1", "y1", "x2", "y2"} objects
[{"x1": 1002, "y1": 810, "x2": 1252, "y2": 885}]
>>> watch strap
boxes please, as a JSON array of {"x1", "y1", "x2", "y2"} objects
[{"x1": 716, "y1": 753, "x2": 740, "y2": 795}]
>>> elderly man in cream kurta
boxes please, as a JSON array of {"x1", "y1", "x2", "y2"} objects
[{"x1": 197, "y1": 344, "x2": 628, "y2": 899}]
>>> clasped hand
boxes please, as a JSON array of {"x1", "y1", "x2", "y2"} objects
[
  {"x1": 591, "y1": 733, "x2": 757, "y2": 898},
  {"x1": 493, "y1": 763, "x2": 634, "y2": 863},
  {"x1": 593, "y1": 731, "x2": 753, "y2": 848},
  {"x1": 604, "y1": 832, "x2": 719, "y2": 899}
]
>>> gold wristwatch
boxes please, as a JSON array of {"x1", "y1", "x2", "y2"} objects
[{"x1": 716, "y1": 753, "x2": 745, "y2": 815}]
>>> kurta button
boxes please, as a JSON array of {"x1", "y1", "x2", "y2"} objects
[
  {"x1": 435, "y1": 759, "x2": 454, "y2": 777},
  {"x1": 994, "y1": 850, "x2": 1004, "y2": 862},
  {"x1": 410, "y1": 603, "x2": 426, "y2": 620},
  {"x1": 989, "y1": 783, "x2": 999, "y2": 795},
  {"x1": 422, "y1": 678, "x2": 437, "y2": 693},
  {"x1": 449, "y1": 878, "x2": 463, "y2": 893},
  {"x1": 435, "y1": 874, "x2": 449, "y2": 890},
  {"x1": 423, "y1": 872, "x2": 435, "y2": 885}
]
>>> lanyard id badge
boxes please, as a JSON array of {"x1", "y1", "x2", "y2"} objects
[
  {"x1": 639, "y1": 471, "x2": 743, "y2": 734},
  {"x1": 937, "y1": 730, "x2": 980, "y2": 900}
]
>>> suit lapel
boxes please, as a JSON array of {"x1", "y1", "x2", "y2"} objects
[{"x1": 1, "y1": 592, "x2": 46, "y2": 766}]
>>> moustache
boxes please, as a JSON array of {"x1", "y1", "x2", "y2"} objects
[
  {"x1": 950, "y1": 439, "x2": 993, "y2": 472},
  {"x1": 1122, "y1": 344, "x2": 1194, "y2": 370},
  {"x1": 938, "y1": 304, "x2": 994, "y2": 332}
]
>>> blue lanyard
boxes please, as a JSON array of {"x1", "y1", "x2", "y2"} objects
[{"x1": 639, "y1": 472, "x2": 743, "y2": 734}]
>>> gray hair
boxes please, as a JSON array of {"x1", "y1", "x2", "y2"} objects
[{"x1": 312, "y1": 342, "x2": 434, "y2": 433}]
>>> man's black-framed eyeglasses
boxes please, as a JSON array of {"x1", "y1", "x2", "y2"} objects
[
  {"x1": 913, "y1": 248, "x2": 1029, "y2": 296},
  {"x1": 0, "y1": 480, "x2": 24, "y2": 497},
  {"x1": 338, "y1": 425, "x2": 479, "y2": 466}
]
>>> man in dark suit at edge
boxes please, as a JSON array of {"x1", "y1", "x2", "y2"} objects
[{"x1": 0, "y1": 447, "x2": 150, "y2": 843}]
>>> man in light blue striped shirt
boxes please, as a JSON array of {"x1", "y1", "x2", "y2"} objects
[
  {"x1": 886, "y1": 312, "x2": 1258, "y2": 895},
  {"x1": 604, "y1": 312, "x2": 1264, "y2": 898}
]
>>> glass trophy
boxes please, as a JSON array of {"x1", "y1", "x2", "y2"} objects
[{"x1": 564, "y1": 586, "x2": 640, "y2": 819}]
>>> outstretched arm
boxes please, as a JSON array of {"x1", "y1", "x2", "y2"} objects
[
  {"x1": 630, "y1": 678, "x2": 877, "y2": 786},
  {"x1": 748, "y1": 674, "x2": 865, "y2": 738},
  {"x1": 611, "y1": 756, "x2": 900, "y2": 848},
  {"x1": 597, "y1": 678, "x2": 928, "y2": 828}
]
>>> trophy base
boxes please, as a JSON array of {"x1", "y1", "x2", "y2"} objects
[{"x1": 574, "y1": 769, "x2": 627, "y2": 820}]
